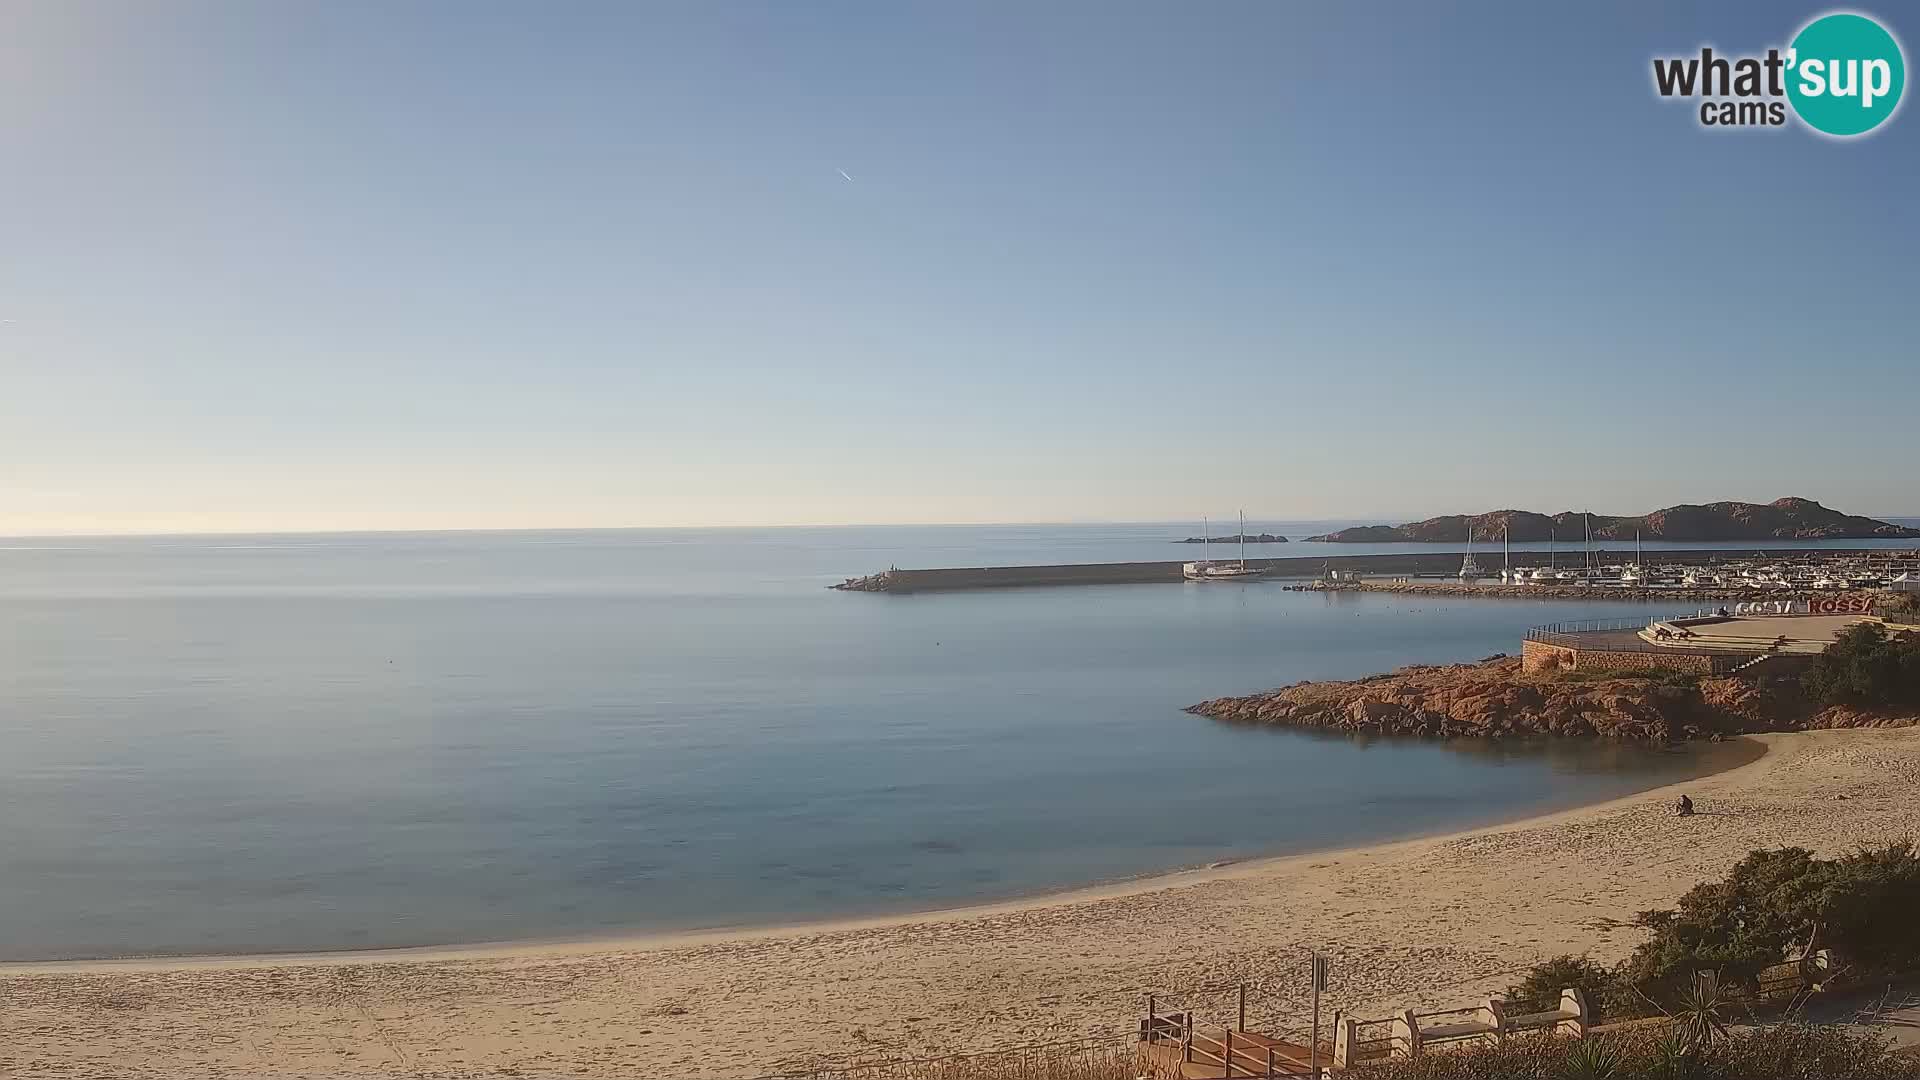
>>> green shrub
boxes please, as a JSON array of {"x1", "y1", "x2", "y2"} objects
[
  {"x1": 1621, "y1": 842, "x2": 1920, "y2": 1002},
  {"x1": 1505, "y1": 956, "x2": 1630, "y2": 1022},
  {"x1": 1802, "y1": 623, "x2": 1920, "y2": 708},
  {"x1": 1344, "y1": 1024, "x2": 1920, "y2": 1080}
]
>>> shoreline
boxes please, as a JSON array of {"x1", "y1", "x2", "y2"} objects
[
  {"x1": 10, "y1": 728, "x2": 1918, "y2": 1079},
  {"x1": 0, "y1": 738, "x2": 1762, "y2": 974}
]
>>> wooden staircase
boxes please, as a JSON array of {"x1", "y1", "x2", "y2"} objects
[{"x1": 1141, "y1": 1008, "x2": 1324, "y2": 1078}]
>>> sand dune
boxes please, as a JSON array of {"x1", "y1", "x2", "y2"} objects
[{"x1": 5, "y1": 729, "x2": 1918, "y2": 1079}]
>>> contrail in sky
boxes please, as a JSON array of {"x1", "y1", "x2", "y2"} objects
[{"x1": 837, "y1": 169, "x2": 854, "y2": 182}]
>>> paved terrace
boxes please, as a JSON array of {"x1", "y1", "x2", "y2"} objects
[{"x1": 1642, "y1": 614, "x2": 1873, "y2": 654}]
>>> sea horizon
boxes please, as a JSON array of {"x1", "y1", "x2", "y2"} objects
[
  {"x1": 0, "y1": 523, "x2": 1780, "y2": 960},
  {"x1": 5, "y1": 509, "x2": 1917, "y2": 544}
]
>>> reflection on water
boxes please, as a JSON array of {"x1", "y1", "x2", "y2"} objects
[{"x1": 0, "y1": 526, "x2": 1774, "y2": 959}]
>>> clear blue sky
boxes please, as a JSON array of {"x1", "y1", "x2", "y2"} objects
[{"x1": 2, "y1": 2, "x2": 1914, "y2": 533}]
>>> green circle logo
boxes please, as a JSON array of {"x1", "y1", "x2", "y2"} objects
[{"x1": 1786, "y1": 12, "x2": 1906, "y2": 136}]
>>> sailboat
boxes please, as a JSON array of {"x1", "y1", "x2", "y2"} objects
[
  {"x1": 1458, "y1": 519, "x2": 1486, "y2": 579},
  {"x1": 1500, "y1": 522, "x2": 1521, "y2": 582},
  {"x1": 1581, "y1": 512, "x2": 1594, "y2": 585},
  {"x1": 1620, "y1": 529, "x2": 1646, "y2": 585},
  {"x1": 1184, "y1": 511, "x2": 1268, "y2": 581}
]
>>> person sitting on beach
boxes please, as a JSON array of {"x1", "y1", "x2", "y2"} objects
[{"x1": 1676, "y1": 794, "x2": 1694, "y2": 817}]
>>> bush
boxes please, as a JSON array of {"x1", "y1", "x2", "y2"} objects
[
  {"x1": 1505, "y1": 955, "x2": 1630, "y2": 1022},
  {"x1": 1345, "y1": 1024, "x2": 1920, "y2": 1080},
  {"x1": 1802, "y1": 623, "x2": 1920, "y2": 708},
  {"x1": 1621, "y1": 842, "x2": 1920, "y2": 1002},
  {"x1": 1499, "y1": 843, "x2": 1920, "y2": 1026}
]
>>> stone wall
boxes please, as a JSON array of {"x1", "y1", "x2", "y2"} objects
[
  {"x1": 1521, "y1": 640, "x2": 1576, "y2": 673},
  {"x1": 1520, "y1": 638, "x2": 1720, "y2": 675}
]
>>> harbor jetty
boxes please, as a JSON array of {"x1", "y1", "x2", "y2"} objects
[{"x1": 831, "y1": 547, "x2": 1920, "y2": 594}]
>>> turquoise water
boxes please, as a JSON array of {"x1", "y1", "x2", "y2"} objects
[{"x1": 1, "y1": 523, "x2": 1884, "y2": 960}]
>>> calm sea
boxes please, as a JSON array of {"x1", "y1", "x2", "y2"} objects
[{"x1": 2, "y1": 522, "x2": 1910, "y2": 961}]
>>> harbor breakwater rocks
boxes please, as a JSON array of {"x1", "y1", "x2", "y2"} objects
[{"x1": 1185, "y1": 658, "x2": 1918, "y2": 742}]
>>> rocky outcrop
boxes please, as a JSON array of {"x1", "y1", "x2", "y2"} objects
[
  {"x1": 1186, "y1": 658, "x2": 1919, "y2": 742},
  {"x1": 830, "y1": 571, "x2": 897, "y2": 592},
  {"x1": 1304, "y1": 498, "x2": 1920, "y2": 543},
  {"x1": 1177, "y1": 533, "x2": 1287, "y2": 544}
]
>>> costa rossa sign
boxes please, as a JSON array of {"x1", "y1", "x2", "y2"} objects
[
  {"x1": 1734, "y1": 595, "x2": 1877, "y2": 616},
  {"x1": 1807, "y1": 595, "x2": 1876, "y2": 615}
]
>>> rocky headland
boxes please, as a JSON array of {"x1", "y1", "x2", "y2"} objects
[
  {"x1": 1177, "y1": 532, "x2": 1287, "y2": 544},
  {"x1": 1186, "y1": 657, "x2": 1919, "y2": 742},
  {"x1": 1304, "y1": 497, "x2": 1920, "y2": 543}
]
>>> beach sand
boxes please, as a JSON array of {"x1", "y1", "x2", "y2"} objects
[{"x1": 5, "y1": 728, "x2": 1918, "y2": 1079}]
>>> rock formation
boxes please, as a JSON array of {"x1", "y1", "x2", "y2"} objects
[{"x1": 1186, "y1": 657, "x2": 1918, "y2": 742}]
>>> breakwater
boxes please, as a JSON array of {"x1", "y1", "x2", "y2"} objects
[{"x1": 831, "y1": 547, "x2": 1910, "y2": 593}]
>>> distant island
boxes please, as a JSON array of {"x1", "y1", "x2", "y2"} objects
[
  {"x1": 1176, "y1": 533, "x2": 1287, "y2": 544},
  {"x1": 1303, "y1": 498, "x2": 1920, "y2": 543}
]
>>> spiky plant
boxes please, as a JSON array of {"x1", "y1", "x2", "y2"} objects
[
  {"x1": 1561, "y1": 1036, "x2": 1624, "y2": 1080},
  {"x1": 1649, "y1": 1026, "x2": 1692, "y2": 1080},
  {"x1": 1673, "y1": 971, "x2": 1732, "y2": 1054}
]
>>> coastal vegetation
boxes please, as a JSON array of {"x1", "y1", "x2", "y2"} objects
[
  {"x1": 1304, "y1": 498, "x2": 1920, "y2": 543},
  {"x1": 1343, "y1": 1025, "x2": 1920, "y2": 1080},
  {"x1": 1505, "y1": 841, "x2": 1920, "y2": 1023},
  {"x1": 1803, "y1": 622, "x2": 1920, "y2": 710}
]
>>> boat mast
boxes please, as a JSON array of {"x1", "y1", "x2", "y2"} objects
[
  {"x1": 1549, "y1": 527, "x2": 1555, "y2": 569},
  {"x1": 1238, "y1": 510, "x2": 1248, "y2": 571},
  {"x1": 1584, "y1": 512, "x2": 1592, "y2": 574},
  {"x1": 1503, "y1": 521, "x2": 1510, "y2": 575}
]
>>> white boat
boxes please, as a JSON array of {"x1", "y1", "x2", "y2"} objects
[
  {"x1": 1618, "y1": 530, "x2": 1645, "y2": 585},
  {"x1": 1184, "y1": 511, "x2": 1268, "y2": 581},
  {"x1": 1458, "y1": 523, "x2": 1484, "y2": 579},
  {"x1": 1499, "y1": 524, "x2": 1523, "y2": 582}
]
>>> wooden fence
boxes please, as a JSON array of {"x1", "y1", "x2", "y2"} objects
[{"x1": 1333, "y1": 989, "x2": 1588, "y2": 1065}]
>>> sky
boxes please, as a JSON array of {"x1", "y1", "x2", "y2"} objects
[{"x1": 1, "y1": 1, "x2": 1916, "y2": 535}]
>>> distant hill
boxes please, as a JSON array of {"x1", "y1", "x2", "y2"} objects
[{"x1": 1303, "y1": 498, "x2": 1920, "y2": 543}]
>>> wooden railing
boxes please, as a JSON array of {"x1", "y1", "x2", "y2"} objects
[
  {"x1": 1141, "y1": 989, "x2": 1318, "y2": 1078},
  {"x1": 1343, "y1": 1016, "x2": 1396, "y2": 1065}
]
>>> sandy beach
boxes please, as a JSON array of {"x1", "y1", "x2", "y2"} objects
[{"x1": 6, "y1": 728, "x2": 1919, "y2": 1079}]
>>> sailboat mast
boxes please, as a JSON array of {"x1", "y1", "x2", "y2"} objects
[
  {"x1": 1503, "y1": 522, "x2": 1510, "y2": 573},
  {"x1": 1239, "y1": 510, "x2": 1247, "y2": 570}
]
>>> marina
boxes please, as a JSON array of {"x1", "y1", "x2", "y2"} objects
[{"x1": 833, "y1": 547, "x2": 1920, "y2": 594}]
